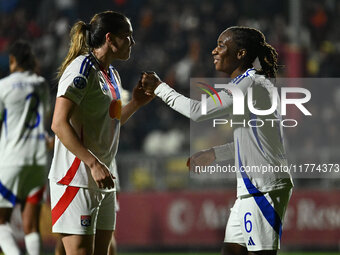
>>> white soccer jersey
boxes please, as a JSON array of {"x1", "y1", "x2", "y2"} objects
[
  {"x1": 48, "y1": 54, "x2": 122, "y2": 191},
  {"x1": 0, "y1": 71, "x2": 49, "y2": 167},
  {"x1": 154, "y1": 68, "x2": 293, "y2": 197}
]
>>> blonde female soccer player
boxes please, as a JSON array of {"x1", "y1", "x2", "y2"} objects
[{"x1": 49, "y1": 11, "x2": 153, "y2": 255}]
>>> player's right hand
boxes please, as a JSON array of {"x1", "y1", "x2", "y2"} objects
[
  {"x1": 131, "y1": 80, "x2": 155, "y2": 106},
  {"x1": 186, "y1": 148, "x2": 216, "y2": 173},
  {"x1": 90, "y1": 160, "x2": 115, "y2": 189},
  {"x1": 140, "y1": 71, "x2": 162, "y2": 95}
]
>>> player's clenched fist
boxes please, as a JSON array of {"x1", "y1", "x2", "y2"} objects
[
  {"x1": 131, "y1": 80, "x2": 155, "y2": 106},
  {"x1": 186, "y1": 148, "x2": 216, "y2": 172},
  {"x1": 141, "y1": 71, "x2": 162, "y2": 95}
]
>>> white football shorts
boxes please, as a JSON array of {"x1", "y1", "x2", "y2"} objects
[
  {"x1": 50, "y1": 180, "x2": 116, "y2": 235},
  {"x1": 224, "y1": 187, "x2": 292, "y2": 251},
  {"x1": 0, "y1": 165, "x2": 46, "y2": 207}
]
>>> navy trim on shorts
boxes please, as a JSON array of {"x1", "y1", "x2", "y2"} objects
[{"x1": 237, "y1": 139, "x2": 283, "y2": 238}]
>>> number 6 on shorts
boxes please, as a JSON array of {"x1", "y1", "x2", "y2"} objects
[{"x1": 244, "y1": 212, "x2": 252, "y2": 233}]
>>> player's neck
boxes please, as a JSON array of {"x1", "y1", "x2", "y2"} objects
[
  {"x1": 10, "y1": 67, "x2": 25, "y2": 73},
  {"x1": 92, "y1": 48, "x2": 111, "y2": 71},
  {"x1": 230, "y1": 66, "x2": 252, "y2": 79}
]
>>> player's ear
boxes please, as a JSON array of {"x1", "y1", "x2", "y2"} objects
[
  {"x1": 237, "y1": 49, "x2": 247, "y2": 60},
  {"x1": 106, "y1": 32, "x2": 118, "y2": 52},
  {"x1": 9, "y1": 55, "x2": 18, "y2": 73},
  {"x1": 9, "y1": 55, "x2": 16, "y2": 65}
]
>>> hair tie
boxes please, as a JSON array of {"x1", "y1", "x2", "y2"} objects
[{"x1": 85, "y1": 23, "x2": 91, "y2": 31}]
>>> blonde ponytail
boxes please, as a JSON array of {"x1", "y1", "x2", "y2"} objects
[{"x1": 57, "y1": 21, "x2": 89, "y2": 78}]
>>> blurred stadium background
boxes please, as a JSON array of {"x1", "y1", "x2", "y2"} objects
[{"x1": 0, "y1": 0, "x2": 339, "y2": 254}]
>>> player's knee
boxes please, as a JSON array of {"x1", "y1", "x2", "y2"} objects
[
  {"x1": 62, "y1": 234, "x2": 95, "y2": 255},
  {"x1": 0, "y1": 218, "x2": 9, "y2": 224},
  {"x1": 80, "y1": 248, "x2": 94, "y2": 255},
  {"x1": 22, "y1": 219, "x2": 38, "y2": 234},
  {"x1": 221, "y1": 243, "x2": 233, "y2": 255},
  {"x1": 222, "y1": 242, "x2": 248, "y2": 255},
  {"x1": 249, "y1": 250, "x2": 277, "y2": 255},
  {"x1": 62, "y1": 242, "x2": 94, "y2": 255},
  {"x1": 66, "y1": 247, "x2": 93, "y2": 255}
]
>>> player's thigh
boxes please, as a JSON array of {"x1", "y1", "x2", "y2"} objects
[
  {"x1": 94, "y1": 191, "x2": 116, "y2": 254},
  {"x1": 94, "y1": 229, "x2": 113, "y2": 255},
  {"x1": 61, "y1": 233, "x2": 94, "y2": 255},
  {"x1": 96, "y1": 191, "x2": 116, "y2": 232},
  {"x1": 21, "y1": 167, "x2": 46, "y2": 233},
  {"x1": 50, "y1": 180, "x2": 104, "y2": 235},
  {"x1": 20, "y1": 165, "x2": 46, "y2": 198},
  {"x1": 224, "y1": 198, "x2": 246, "y2": 247},
  {"x1": 222, "y1": 242, "x2": 248, "y2": 255},
  {"x1": 0, "y1": 165, "x2": 45, "y2": 208},
  {"x1": 55, "y1": 235, "x2": 66, "y2": 255},
  {"x1": 0, "y1": 166, "x2": 22, "y2": 208},
  {"x1": 21, "y1": 201, "x2": 41, "y2": 233},
  {"x1": 0, "y1": 208, "x2": 13, "y2": 223},
  {"x1": 0, "y1": 166, "x2": 17, "y2": 224},
  {"x1": 238, "y1": 188, "x2": 292, "y2": 252}
]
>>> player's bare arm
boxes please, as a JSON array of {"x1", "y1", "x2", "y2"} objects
[
  {"x1": 187, "y1": 142, "x2": 235, "y2": 172},
  {"x1": 121, "y1": 81, "x2": 155, "y2": 125},
  {"x1": 51, "y1": 96, "x2": 115, "y2": 189}
]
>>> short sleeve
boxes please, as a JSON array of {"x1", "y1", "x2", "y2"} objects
[{"x1": 57, "y1": 56, "x2": 93, "y2": 105}]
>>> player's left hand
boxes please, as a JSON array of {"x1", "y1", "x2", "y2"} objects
[
  {"x1": 141, "y1": 71, "x2": 162, "y2": 95},
  {"x1": 186, "y1": 148, "x2": 216, "y2": 173},
  {"x1": 131, "y1": 80, "x2": 155, "y2": 106}
]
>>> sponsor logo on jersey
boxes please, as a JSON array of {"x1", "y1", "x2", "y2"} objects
[
  {"x1": 109, "y1": 99, "x2": 122, "y2": 120},
  {"x1": 80, "y1": 215, "x2": 91, "y2": 227},
  {"x1": 248, "y1": 236, "x2": 256, "y2": 246},
  {"x1": 73, "y1": 76, "x2": 87, "y2": 89}
]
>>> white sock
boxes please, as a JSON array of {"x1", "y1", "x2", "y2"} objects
[
  {"x1": 24, "y1": 232, "x2": 41, "y2": 255},
  {"x1": 0, "y1": 223, "x2": 21, "y2": 255}
]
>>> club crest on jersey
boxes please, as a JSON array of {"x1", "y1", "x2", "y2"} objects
[
  {"x1": 80, "y1": 215, "x2": 91, "y2": 227},
  {"x1": 98, "y1": 76, "x2": 109, "y2": 93},
  {"x1": 73, "y1": 76, "x2": 87, "y2": 89}
]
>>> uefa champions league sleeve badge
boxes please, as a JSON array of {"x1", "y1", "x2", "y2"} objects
[{"x1": 73, "y1": 76, "x2": 87, "y2": 89}]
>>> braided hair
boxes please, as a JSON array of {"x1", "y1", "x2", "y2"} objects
[{"x1": 228, "y1": 26, "x2": 278, "y2": 78}]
